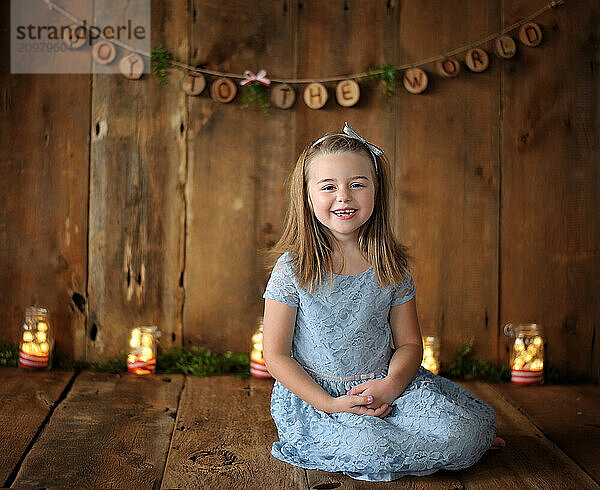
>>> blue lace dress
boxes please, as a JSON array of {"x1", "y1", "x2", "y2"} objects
[{"x1": 263, "y1": 252, "x2": 497, "y2": 482}]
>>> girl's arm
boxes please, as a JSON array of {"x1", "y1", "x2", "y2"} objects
[
  {"x1": 263, "y1": 298, "x2": 383, "y2": 415},
  {"x1": 348, "y1": 297, "x2": 423, "y2": 406},
  {"x1": 386, "y1": 297, "x2": 423, "y2": 396}
]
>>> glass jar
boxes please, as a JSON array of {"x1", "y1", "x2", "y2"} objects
[
  {"x1": 250, "y1": 317, "x2": 272, "y2": 378},
  {"x1": 421, "y1": 336, "x2": 440, "y2": 374},
  {"x1": 127, "y1": 325, "x2": 158, "y2": 375},
  {"x1": 504, "y1": 323, "x2": 544, "y2": 385},
  {"x1": 19, "y1": 306, "x2": 53, "y2": 370}
]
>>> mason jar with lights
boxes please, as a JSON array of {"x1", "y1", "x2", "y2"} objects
[
  {"x1": 504, "y1": 323, "x2": 544, "y2": 385},
  {"x1": 421, "y1": 336, "x2": 440, "y2": 374},
  {"x1": 19, "y1": 306, "x2": 54, "y2": 370},
  {"x1": 250, "y1": 317, "x2": 272, "y2": 378},
  {"x1": 127, "y1": 325, "x2": 158, "y2": 375}
]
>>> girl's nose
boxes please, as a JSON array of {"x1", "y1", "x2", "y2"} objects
[{"x1": 337, "y1": 188, "x2": 351, "y2": 202}]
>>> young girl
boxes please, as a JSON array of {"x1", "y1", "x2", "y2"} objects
[{"x1": 262, "y1": 123, "x2": 504, "y2": 482}]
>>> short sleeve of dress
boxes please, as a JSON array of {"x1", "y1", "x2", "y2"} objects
[
  {"x1": 263, "y1": 253, "x2": 299, "y2": 308},
  {"x1": 391, "y1": 266, "x2": 416, "y2": 306}
]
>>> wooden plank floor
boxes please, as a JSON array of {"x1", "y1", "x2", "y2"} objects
[{"x1": 0, "y1": 367, "x2": 598, "y2": 489}]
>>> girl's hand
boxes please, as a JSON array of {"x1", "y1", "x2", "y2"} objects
[
  {"x1": 328, "y1": 394, "x2": 391, "y2": 418},
  {"x1": 347, "y1": 377, "x2": 400, "y2": 410}
]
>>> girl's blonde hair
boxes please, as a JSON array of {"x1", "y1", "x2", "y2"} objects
[{"x1": 265, "y1": 130, "x2": 413, "y2": 292}]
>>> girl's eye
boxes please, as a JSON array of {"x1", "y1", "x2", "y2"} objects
[{"x1": 320, "y1": 183, "x2": 365, "y2": 191}]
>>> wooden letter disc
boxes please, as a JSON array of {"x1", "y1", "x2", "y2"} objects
[
  {"x1": 303, "y1": 83, "x2": 328, "y2": 109},
  {"x1": 335, "y1": 80, "x2": 360, "y2": 107},
  {"x1": 436, "y1": 58, "x2": 460, "y2": 78},
  {"x1": 182, "y1": 73, "x2": 206, "y2": 96},
  {"x1": 210, "y1": 77, "x2": 237, "y2": 103},
  {"x1": 271, "y1": 83, "x2": 296, "y2": 109},
  {"x1": 402, "y1": 68, "x2": 428, "y2": 94},
  {"x1": 92, "y1": 40, "x2": 116, "y2": 65},
  {"x1": 519, "y1": 22, "x2": 543, "y2": 47},
  {"x1": 63, "y1": 23, "x2": 86, "y2": 49},
  {"x1": 495, "y1": 35, "x2": 517, "y2": 59},
  {"x1": 465, "y1": 48, "x2": 489, "y2": 72},
  {"x1": 119, "y1": 53, "x2": 144, "y2": 79}
]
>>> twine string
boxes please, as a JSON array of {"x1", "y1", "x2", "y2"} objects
[{"x1": 41, "y1": 0, "x2": 564, "y2": 83}]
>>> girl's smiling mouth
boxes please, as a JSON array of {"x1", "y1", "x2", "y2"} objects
[{"x1": 332, "y1": 208, "x2": 357, "y2": 219}]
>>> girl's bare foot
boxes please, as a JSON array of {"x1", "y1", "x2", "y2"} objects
[{"x1": 489, "y1": 436, "x2": 506, "y2": 450}]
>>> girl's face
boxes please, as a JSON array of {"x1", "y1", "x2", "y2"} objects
[{"x1": 307, "y1": 151, "x2": 375, "y2": 243}]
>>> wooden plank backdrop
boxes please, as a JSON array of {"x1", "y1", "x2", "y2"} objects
[
  {"x1": 499, "y1": 0, "x2": 600, "y2": 377},
  {"x1": 0, "y1": 0, "x2": 598, "y2": 379},
  {"x1": 87, "y1": 0, "x2": 188, "y2": 360},
  {"x1": 395, "y1": 0, "x2": 501, "y2": 366},
  {"x1": 184, "y1": 0, "x2": 295, "y2": 352},
  {"x1": 0, "y1": 0, "x2": 89, "y2": 360}
]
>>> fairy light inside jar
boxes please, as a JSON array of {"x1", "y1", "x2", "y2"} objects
[
  {"x1": 421, "y1": 336, "x2": 440, "y2": 375},
  {"x1": 250, "y1": 317, "x2": 272, "y2": 378}
]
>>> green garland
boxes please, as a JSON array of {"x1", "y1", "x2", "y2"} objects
[
  {"x1": 54, "y1": 346, "x2": 250, "y2": 377},
  {"x1": 240, "y1": 81, "x2": 270, "y2": 117},
  {"x1": 361, "y1": 63, "x2": 398, "y2": 100},
  {"x1": 440, "y1": 336, "x2": 510, "y2": 382},
  {"x1": 151, "y1": 45, "x2": 176, "y2": 86},
  {"x1": 0, "y1": 339, "x2": 595, "y2": 384},
  {"x1": 157, "y1": 347, "x2": 249, "y2": 377},
  {"x1": 0, "y1": 341, "x2": 18, "y2": 367}
]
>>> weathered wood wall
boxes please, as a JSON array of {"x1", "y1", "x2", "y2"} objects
[{"x1": 1, "y1": 0, "x2": 598, "y2": 379}]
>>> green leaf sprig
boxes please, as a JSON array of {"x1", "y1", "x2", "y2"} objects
[
  {"x1": 361, "y1": 63, "x2": 398, "y2": 99},
  {"x1": 440, "y1": 336, "x2": 510, "y2": 382},
  {"x1": 240, "y1": 81, "x2": 270, "y2": 117},
  {"x1": 0, "y1": 341, "x2": 18, "y2": 367},
  {"x1": 151, "y1": 45, "x2": 176, "y2": 86}
]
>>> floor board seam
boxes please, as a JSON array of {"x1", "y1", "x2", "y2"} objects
[
  {"x1": 3, "y1": 370, "x2": 80, "y2": 488},
  {"x1": 158, "y1": 374, "x2": 187, "y2": 490}
]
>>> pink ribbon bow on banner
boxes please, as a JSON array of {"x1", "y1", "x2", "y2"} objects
[{"x1": 240, "y1": 69, "x2": 271, "y2": 86}]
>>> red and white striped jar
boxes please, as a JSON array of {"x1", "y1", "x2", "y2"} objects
[
  {"x1": 127, "y1": 326, "x2": 158, "y2": 375},
  {"x1": 19, "y1": 306, "x2": 53, "y2": 371},
  {"x1": 504, "y1": 323, "x2": 544, "y2": 385}
]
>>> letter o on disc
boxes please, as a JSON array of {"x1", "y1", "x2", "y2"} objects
[
  {"x1": 210, "y1": 78, "x2": 237, "y2": 103},
  {"x1": 303, "y1": 83, "x2": 328, "y2": 109},
  {"x1": 182, "y1": 73, "x2": 206, "y2": 96},
  {"x1": 465, "y1": 48, "x2": 489, "y2": 72},
  {"x1": 495, "y1": 35, "x2": 517, "y2": 59},
  {"x1": 92, "y1": 40, "x2": 116, "y2": 65},
  {"x1": 403, "y1": 68, "x2": 428, "y2": 94},
  {"x1": 271, "y1": 83, "x2": 296, "y2": 109},
  {"x1": 335, "y1": 80, "x2": 360, "y2": 107},
  {"x1": 436, "y1": 58, "x2": 460, "y2": 78},
  {"x1": 519, "y1": 22, "x2": 543, "y2": 47}
]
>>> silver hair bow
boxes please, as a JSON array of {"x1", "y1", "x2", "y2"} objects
[{"x1": 311, "y1": 122, "x2": 384, "y2": 172}]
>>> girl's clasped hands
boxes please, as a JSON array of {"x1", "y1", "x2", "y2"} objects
[{"x1": 329, "y1": 377, "x2": 399, "y2": 419}]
